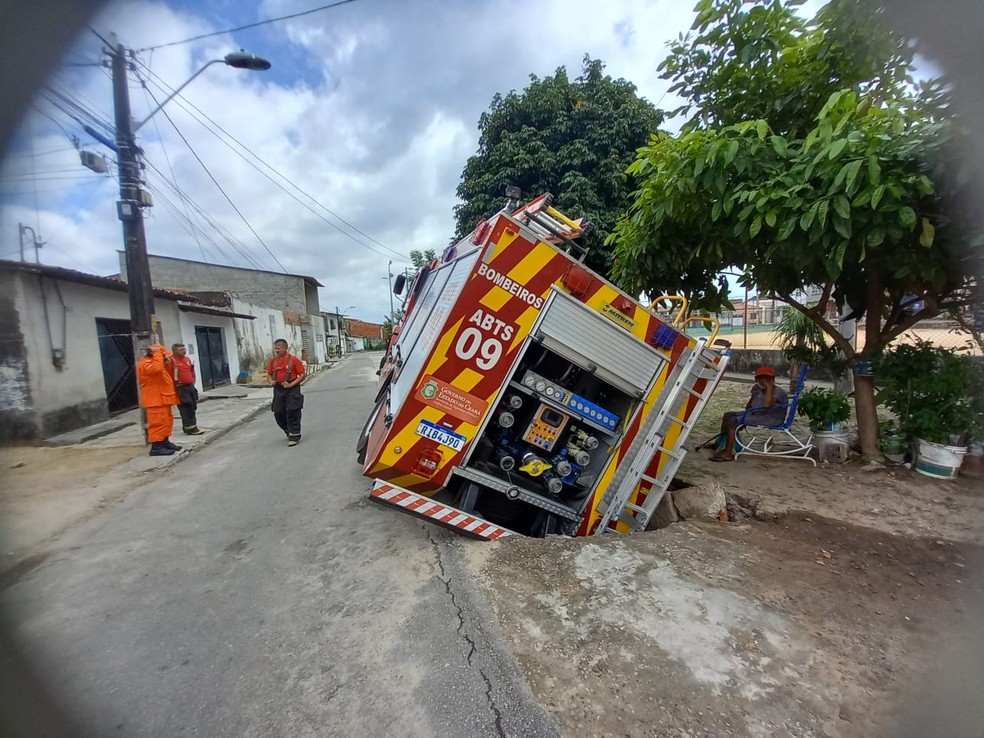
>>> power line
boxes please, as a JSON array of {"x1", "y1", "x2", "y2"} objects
[
  {"x1": 141, "y1": 154, "x2": 268, "y2": 269},
  {"x1": 134, "y1": 59, "x2": 410, "y2": 264},
  {"x1": 46, "y1": 242, "x2": 103, "y2": 274},
  {"x1": 136, "y1": 0, "x2": 362, "y2": 52},
  {"x1": 40, "y1": 86, "x2": 114, "y2": 137},
  {"x1": 86, "y1": 24, "x2": 114, "y2": 49},
  {"x1": 150, "y1": 189, "x2": 229, "y2": 264},
  {"x1": 47, "y1": 83, "x2": 116, "y2": 133},
  {"x1": 0, "y1": 174, "x2": 105, "y2": 182},
  {"x1": 0, "y1": 184, "x2": 103, "y2": 195},
  {"x1": 152, "y1": 96, "x2": 288, "y2": 273},
  {"x1": 30, "y1": 139, "x2": 41, "y2": 234},
  {"x1": 144, "y1": 160, "x2": 264, "y2": 269},
  {"x1": 3, "y1": 163, "x2": 89, "y2": 174},
  {"x1": 5, "y1": 145, "x2": 78, "y2": 158},
  {"x1": 142, "y1": 84, "x2": 208, "y2": 263},
  {"x1": 138, "y1": 82, "x2": 271, "y2": 270}
]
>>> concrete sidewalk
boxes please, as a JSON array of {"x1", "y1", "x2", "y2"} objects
[{"x1": 42, "y1": 362, "x2": 334, "y2": 474}]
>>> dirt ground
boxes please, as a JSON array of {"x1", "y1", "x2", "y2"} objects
[
  {"x1": 0, "y1": 445, "x2": 144, "y2": 563},
  {"x1": 464, "y1": 518, "x2": 983, "y2": 737},
  {"x1": 686, "y1": 382, "x2": 984, "y2": 544},
  {"x1": 461, "y1": 379, "x2": 984, "y2": 737}
]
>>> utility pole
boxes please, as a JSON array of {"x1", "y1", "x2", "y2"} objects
[
  {"x1": 335, "y1": 305, "x2": 343, "y2": 355},
  {"x1": 743, "y1": 284, "x2": 749, "y2": 349},
  {"x1": 387, "y1": 260, "x2": 394, "y2": 317},
  {"x1": 18, "y1": 223, "x2": 42, "y2": 263},
  {"x1": 109, "y1": 38, "x2": 158, "y2": 358}
]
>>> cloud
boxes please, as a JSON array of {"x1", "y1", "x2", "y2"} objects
[{"x1": 1, "y1": 0, "x2": 702, "y2": 323}]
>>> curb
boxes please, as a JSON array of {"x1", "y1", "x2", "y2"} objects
[
  {"x1": 144, "y1": 401, "x2": 270, "y2": 473},
  {"x1": 139, "y1": 367, "x2": 334, "y2": 473},
  {"x1": 42, "y1": 420, "x2": 138, "y2": 447}
]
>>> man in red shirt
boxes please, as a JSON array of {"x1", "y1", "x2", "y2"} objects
[
  {"x1": 267, "y1": 339, "x2": 306, "y2": 446},
  {"x1": 171, "y1": 343, "x2": 205, "y2": 435}
]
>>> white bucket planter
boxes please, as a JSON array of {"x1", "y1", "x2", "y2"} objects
[
  {"x1": 914, "y1": 438, "x2": 967, "y2": 480},
  {"x1": 814, "y1": 426, "x2": 849, "y2": 443},
  {"x1": 814, "y1": 427, "x2": 850, "y2": 463}
]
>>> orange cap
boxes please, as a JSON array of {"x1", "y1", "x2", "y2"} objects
[{"x1": 754, "y1": 366, "x2": 776, "y2": 378}]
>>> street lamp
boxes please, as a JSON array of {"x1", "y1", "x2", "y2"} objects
[
  {"x1": 134, "y1": 52, "x2": 271, "y2": 132},
  {"x1": 108, "y1": 36, "x2": 271, "y2": 361},
  {"x1": 335, "y1": 305, "x2": 356, "y2": 355}
]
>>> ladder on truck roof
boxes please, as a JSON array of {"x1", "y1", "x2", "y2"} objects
[
  {"x1": 512, "y1": 193, "x2": 592, "y2": 261},
  {"x1": 593, "y1": 337, "x2": 730, "y2": 533}
]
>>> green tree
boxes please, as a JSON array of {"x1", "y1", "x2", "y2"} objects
[
  {"x1": 454, "y1": 56, "x2": 664, "y2": 276},
  {"x1": 409, "y1": 249, "x2": 436, "y2": 269},
  {"x1": 610, "y1": 0, "x2": 979, "y2": 456},
  {"x1": 382, "y1": 309, "x2": 402, "y2": 340}
]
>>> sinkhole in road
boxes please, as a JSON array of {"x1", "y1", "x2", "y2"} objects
[{"x1": 430, "y1": 476, "x2": 696, "y2": 538}]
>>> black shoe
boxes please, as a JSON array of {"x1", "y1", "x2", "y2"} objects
[
  {"x1": 163, "y1": 438, "x2": 183, "y2": 451},
  {"x1": 287, "y1": 434, "x2": 301, "y2": 447},
  {"x1": 150, "y1": 443, "x2": 176, "y2": 457}
]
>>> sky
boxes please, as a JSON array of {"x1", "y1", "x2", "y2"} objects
[{"x1": 0, "y1": 0, "x2": 807, "y2": 322}]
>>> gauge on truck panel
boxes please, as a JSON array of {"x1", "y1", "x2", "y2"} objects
[{"x1": 522, "y1": 403, "x2": 570, "y2": 452}]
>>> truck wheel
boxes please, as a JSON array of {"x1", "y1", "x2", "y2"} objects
[{"x1": 476, "y1": 489, "x2": 527, "y2": 529}]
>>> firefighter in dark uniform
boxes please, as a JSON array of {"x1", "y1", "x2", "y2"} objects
[{"x1": 267, "y1": 339, "x2": 306, "y2": 446}]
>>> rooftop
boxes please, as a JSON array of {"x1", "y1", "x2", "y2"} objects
[
  {"x1": 135, "y1": 252, "x2": 325, "y2": 288},
  {"x1": 0, "y1": 260, "x2": 203, "y2": 302}
]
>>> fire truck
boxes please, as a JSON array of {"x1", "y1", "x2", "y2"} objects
[{"x1": 357, "y1": 193, "x2": 730, "y2": 539}]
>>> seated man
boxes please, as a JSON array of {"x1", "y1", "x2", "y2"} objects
[{"x1": 711, "y1": 366, "x2": 789, "y2": 462}]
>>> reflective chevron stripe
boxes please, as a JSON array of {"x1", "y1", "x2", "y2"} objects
[{"x1": 369, "y1": 480, "x2": 517, "y2": 540}]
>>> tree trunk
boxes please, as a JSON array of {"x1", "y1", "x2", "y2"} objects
[
  {"x1": 854, "y1": 375, "x2": 880, "y2": 457},
  {"x1": 789, "y1": 358, "x2": 802, "y2": 394}
]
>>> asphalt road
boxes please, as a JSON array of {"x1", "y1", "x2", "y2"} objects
[{"x1": 0, "y1": 352, "x2": 558, "y2": 738}]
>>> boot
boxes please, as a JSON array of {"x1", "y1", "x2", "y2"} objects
[
  {"x1": 183, "y1": 426, "x2": 206, "y2": 435},
  {"x1": 163, "y1": 438, "x2": 183, "y2": 451},
  {"x1": 149, "y1": 442, "x2": 176, "y2": 457}
]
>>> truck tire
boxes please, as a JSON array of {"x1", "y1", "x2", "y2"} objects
[{"x1": 476, "y1": 488, "x2": 528, "y2": 530}]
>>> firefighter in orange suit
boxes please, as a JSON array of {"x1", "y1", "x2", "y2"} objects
[{"x1": 136, "y1": 344, "x2": 183, "y2": 456}]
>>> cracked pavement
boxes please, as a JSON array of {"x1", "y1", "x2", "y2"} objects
[{"x1": 0, "y1": 353, "x2": 557, "y2": 737}]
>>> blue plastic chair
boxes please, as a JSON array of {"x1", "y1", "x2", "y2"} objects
[{"x1": 735, "y1": 364, "x2": 816, "y2": 465}]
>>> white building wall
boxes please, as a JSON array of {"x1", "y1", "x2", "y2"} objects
[
  {"x1": 175, "y1": 310, "x2": 241, "y2": 391},
  {"x1": 11, "y1": 271, "x2": 183, "y2": 436},
  {"x1": 229, "y1": 297, "x2": 304, "y2": 378},
  {"x1": 323, "y1": 313, "x2": 348, "y2": 356},
  {"x1": 310, "y1": 320, "x2": 327, "y2": 364}
]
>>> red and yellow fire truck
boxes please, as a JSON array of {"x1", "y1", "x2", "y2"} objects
[{"x1": 357, "y1": 193, "x2": 730, "y2": 539}]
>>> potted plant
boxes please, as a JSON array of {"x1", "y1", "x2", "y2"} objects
[
  {"x1": 876, "y1": 341, "x2": 976, "y2": 479},
  {"x1": 796, "y1": 387, "x2": 852, "y2": 432},
  {"x1": 878, "y1": 419, "x2": 907, "y2": 464}
]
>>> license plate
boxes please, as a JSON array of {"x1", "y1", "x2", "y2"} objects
[{"x1": 415, "y1": 419, "x2": 466, "y2": 452}]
